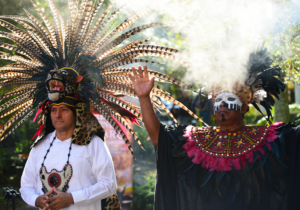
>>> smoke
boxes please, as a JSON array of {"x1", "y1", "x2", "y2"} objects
[{"x1": 115, "y1": 0, "x2": 288, "y2": 92}]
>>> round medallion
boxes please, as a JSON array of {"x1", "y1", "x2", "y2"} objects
[{"x1": 48, "y1": 173, "x2": 61, "y2": 188}]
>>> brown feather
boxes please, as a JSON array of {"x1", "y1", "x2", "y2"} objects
[
  {"x1": 90, "y1": 98, "x2": 136, "y2": 157},
  {"x1": 0, "y1": 98, "x2": 33, "y2": 118}
]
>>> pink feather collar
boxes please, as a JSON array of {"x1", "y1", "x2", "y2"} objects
[{"x1": 182, "y1": 122, "x2": 283, "y2": 172}]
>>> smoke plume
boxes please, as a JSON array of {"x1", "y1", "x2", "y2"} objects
[{"x1": 116, "y1": 0, "x2": 288, "y2": 92}]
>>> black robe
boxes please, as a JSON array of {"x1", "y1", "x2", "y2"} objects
[{"x1": 154, "y1": 123, "x2": 300, "y2": 210}]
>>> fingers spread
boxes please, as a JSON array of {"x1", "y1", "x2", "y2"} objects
[
  {"x1": 132, "y1": 66, "x2": 138, "y2": 78},
  {"x1": 128, "y1": 72, "x2": 135, "y2": 82},
  {"x1": 138, "y1": 65, "x2": 143, "y2": 78},
  {"x1": 144, "y1": 65, "x2": 149, "y2": 79}
]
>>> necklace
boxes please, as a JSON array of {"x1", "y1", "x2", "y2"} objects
[{"x1": 39, "y1": 135, "x2": 73, "y2": 194}]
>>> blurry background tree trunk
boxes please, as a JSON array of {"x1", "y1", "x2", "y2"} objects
[
  {"x1": 275, "y1": 87, "x2": 290, "y2": 123},
  {"x1": 274, "y1": 70, "x2": 290, "y2": 123}
]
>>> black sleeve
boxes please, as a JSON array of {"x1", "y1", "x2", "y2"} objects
[
  {"x1": 154, "y1": 123, "x2": 203, "y2": 210},
  {"x1": 154, "y1": 123, "x2": 180, "y2": 210},
  {"x1": 283, "y1": 125, "x2": 300, "y2": 210}
]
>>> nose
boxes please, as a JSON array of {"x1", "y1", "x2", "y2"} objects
[
  {"x1": 220, "y1": 102, "x2": 227, "y2": 107},
  {"x1": 54, "y1": 109, "x2": 62, "y2": 118}
]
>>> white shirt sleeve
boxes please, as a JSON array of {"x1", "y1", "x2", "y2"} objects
[
  {"x1": 19, "y1": 147, "x2": 40, "y2": 207},
  {"x1": 71, "y1": 137, "x2": 117, "y2": 206}
]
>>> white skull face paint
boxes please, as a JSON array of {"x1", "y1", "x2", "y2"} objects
[{"x1": 214, "y1": 93, "x2": 243, "y2": 114}]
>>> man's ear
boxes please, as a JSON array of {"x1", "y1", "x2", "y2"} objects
[
  {"x1": 76, "y1": 75, "x2": 83, "y2": 82},
  {"x1": 241, "y1": 104, "x2": 249, "y2": 114}
]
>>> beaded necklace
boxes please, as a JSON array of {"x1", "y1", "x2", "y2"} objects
[{"x1": 39, "y1": 135, "x2": 73, "y2": 194}]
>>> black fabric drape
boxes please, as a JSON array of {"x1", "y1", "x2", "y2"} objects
[
  {"x1": 154, "y1": 124, "x2": 203, "y2": 210},
  {"x1": 154, "y1": 123, "x2": 300, "y2": 210},
  {"x1": 284, "y1": 125, "x2": 300, "y2": 210}
]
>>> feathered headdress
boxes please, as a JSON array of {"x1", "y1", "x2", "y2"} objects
[
  {"x1": 212, "y1": 46, "x2": 285, "y2": 120},
  {"x1": 0, "y1": 0, "x2": 203, "y2": 156}
]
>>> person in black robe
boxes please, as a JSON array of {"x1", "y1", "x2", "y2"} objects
[{"x1": 128, "y1": 49, "x2": 300, "y2": 210}]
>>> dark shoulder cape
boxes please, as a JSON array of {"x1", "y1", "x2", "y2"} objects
[
  {"x1": 154, "y1": 122, "x2": 300, "y2": 210},
  {"x1": 279, "y1": 122, "x2": 300, "y2": 210},
  {"x1": 155, "y1": 124, "x2": 203, "y2": 210}
]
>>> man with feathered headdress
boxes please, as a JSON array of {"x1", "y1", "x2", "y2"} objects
[
  {"x1": 129, "y1": 48, "x2": 300, "y2": 210},
  {"x1": 0, "y1": 0, "x2": 202, "y2": 209}
]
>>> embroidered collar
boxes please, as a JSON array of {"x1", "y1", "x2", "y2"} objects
[
  {"x1": 190, "y1": 125, "x2": 269, "y2": 158},
  {"x1": 183, "y1": 123, "x2": 280, "y2": 172}
]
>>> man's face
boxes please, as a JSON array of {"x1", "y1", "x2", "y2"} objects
[
  {"x1": 214, "y1": 93, "x2": 248, "y2": 126},
  {"x1": 50, "y1": 104, "x2": 76, "y2": 132}
]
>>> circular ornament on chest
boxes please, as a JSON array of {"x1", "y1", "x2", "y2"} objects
[
  {"x1": 48, "y1": 173, "x2": 61, "y2": 187},
  {"x1": 40, "y1": 164, "x2": 73, "y2": 193}
]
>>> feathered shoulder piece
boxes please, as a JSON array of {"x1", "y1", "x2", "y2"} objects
[
  {"x1": 246, "y1": 47, "x2": 285, "y2": 119},
  {"x1": 0, "y1": 0, "x2": 202, "y2": 156}
]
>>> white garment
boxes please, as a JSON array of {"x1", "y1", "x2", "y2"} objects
[{"x1": 20, "y1": 131, "x2": 117, "y2": 210}]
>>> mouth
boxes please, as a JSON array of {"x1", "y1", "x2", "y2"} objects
[
  {"x1": 218, "y1": 111, "x2": 228, "y2": 115},
  {"x1": 49, "y1": 80, "x2": 64, "y2": 92},
  {"x1": 217, "y1": 108, "x2": 229, "y2": 115}
]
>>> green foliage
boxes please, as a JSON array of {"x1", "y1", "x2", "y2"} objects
[
  {"x1": 266, "y1": 2, "x2": 300, "y2": 84},
  {"x1": 244, "y1": 105, "x2": 275, "y2": 125},
  {"x1": 15, "y1": 139, "x2": 31, "y2": 154},
  {"x1": 289, "y1": 103, "x2": 300, "y2": 121},
  {"x1": 243, "y1": 103, "x2": 300, "y2": 126},
  {"x1": 133, "y1": 125, "x2": 156, "y2": 210},
  {"x1": 133, "y1": 125, "x2": 156, "y2": 157},
  {"x1": 133, "y1": 172, "x2": 156, "y2": 210},
  {"x1": 0, "y1": 144, "x2": 28, "y2": 209},
  {"x1": 289, "y1": 103, "x2": 300, "y2": 112}
]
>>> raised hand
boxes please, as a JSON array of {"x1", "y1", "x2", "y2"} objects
[
  {"x1": 128, "y1": 65, "x2": 160, "y2": 146},
  {"x1": 128, "y1": 65, "x2": 155, "y2": 99}
]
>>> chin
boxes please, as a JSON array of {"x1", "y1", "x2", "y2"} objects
[{"x1": 55, "y1": 127, "x2": 68, "y2": 133}]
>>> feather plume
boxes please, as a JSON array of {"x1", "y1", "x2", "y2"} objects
[{"x1": 0, "y1": 0, "x2": 202, "y2": 156}]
